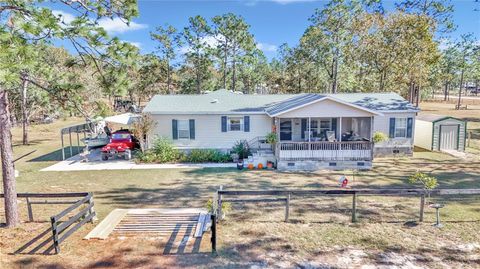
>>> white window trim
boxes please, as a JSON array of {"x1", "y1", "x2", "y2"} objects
[
  {"x1": 228, "y1": 116, "x2": 244, "y2": 132},
  {"x1": 177, "y1": 120, "x2": 190, "y2": 139},
  {"x1": 394, "y1": 117, "x2": 407, "y2": 138}
]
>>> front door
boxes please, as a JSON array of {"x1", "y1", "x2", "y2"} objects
[
  {"x1": 440, "y1": 125, "x2": 459, "y2": 151},
  {"x1": 280, "y1": 119, "x2": 292, "y2": 140}
]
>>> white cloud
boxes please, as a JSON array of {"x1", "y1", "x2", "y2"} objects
[
  {"x1": 178, "y1": 35, "x2": 221, "y2": 54},
  {"x1": 52, "y1": 10, "x2": 76, "y2": 24},
  {"x1": 51, "y1": 10, "x2": 147, "y2": 34},
  {"x1": 257, "y1": 42, "x2": 278, "y2": 52},
  {"x1": 126, "y1": 41, "x2": 142, "y2": 48},
  {"x1": 97, "y1": 18, "x2": 148, "y2": 34}
]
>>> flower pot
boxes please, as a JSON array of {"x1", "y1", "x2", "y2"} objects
[
  {"x1": 237, "y1": 159, "x2": 244, "y2": 170},
  {"x1": 267, "y1": 161, "x2": 273, "y2": 169}
]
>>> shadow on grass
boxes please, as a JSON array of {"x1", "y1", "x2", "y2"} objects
[
  {"x1": 12, "y1": 226, "x2": 56, "y2": 255},
  {"x1": 28, "y1": 147, "x2": 83, "y2": 162}
]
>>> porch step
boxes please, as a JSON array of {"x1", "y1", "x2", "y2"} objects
[{"x1": 252, "y1": 150, "x2": 274, "y2": 157}]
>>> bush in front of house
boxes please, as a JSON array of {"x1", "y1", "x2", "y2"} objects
[
  {"x1": 232, "y1": 140, "x2": 251, "y2": 160},
  {"x1": 135, "y1": 138, "x2": 232, "y2": 163},
  {"x1": 372, "y1": 131, "x2": 388, "y2": 144},
  {"x1": 134, "y1": 137, "x2": 180, "y2": 163},
  {"x1": 182, "y1": 149, "x2": 232, "y2": 163}
]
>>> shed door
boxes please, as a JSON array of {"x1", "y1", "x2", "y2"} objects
[{"x1": 439, "y1": 125, "x2": 458, "y2": 151}]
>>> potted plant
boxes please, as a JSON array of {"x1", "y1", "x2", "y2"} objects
[
  {"x1": 266, "y1": 160, "x2": 274, "y2": 169},
  {"x1": 232, "y1": 140, "x2": 251, "y2": 170}
]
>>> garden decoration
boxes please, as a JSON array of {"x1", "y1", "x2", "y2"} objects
[{"x1": 429, "y1": 203, "x2": 445, "y2": 228}]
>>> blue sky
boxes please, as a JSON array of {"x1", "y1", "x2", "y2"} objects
[{"x1": 52, "y1": 0, "x2": 480, "y2": 59}]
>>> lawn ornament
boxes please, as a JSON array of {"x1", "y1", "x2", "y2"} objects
[
  {"x1": 339, "y1": 175, "x2": 349, "y2": 188},
  {"x1": 429, "y1": 203, "x2": 445, "y2": 228}
]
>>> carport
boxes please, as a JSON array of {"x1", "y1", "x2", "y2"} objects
[
  {"x1": 415, "y1": 114, "x2": 467, "y2": 152},
  {"x1": 60, "y1": 113, "x2": 140, "y2": 160}
]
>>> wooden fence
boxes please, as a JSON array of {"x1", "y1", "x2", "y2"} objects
[
  {"x1": 214, "y1": 188, "x2": 480, "y2": 223},
  {"x1": 0, "y1": 192, "x2": 96, "y2": 254}
]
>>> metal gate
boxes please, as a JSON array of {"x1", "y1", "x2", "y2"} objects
[{"x1": 439, "y1": 124, "x2": 458, "y2": 150}]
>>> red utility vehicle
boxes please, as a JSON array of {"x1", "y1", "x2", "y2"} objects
[{"x1": 101, "y1": 130, "x2": 138, "y2": 160}]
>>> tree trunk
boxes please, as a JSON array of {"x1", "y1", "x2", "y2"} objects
[
  {"x1": 457, "y1": 69, "x2": 464, "y2": 109},
  {"x1": 331, "y1": 49, "x2": 339, "y2": 94},
  {"x1": 232, "y1": 57, "x2": 236, "y2": 92},
  {"x1": 223, "y1": 41, "x2": 228, "y2": 89},
  {"x1": 167, "y1": 58, "x2": 172, "y2": 94},
  {"x1": 415, "y1": 85, "x2": 420, "y2": 107},
  {"x1": 21, "y1": 76, "x2": 29, "y2": 145},
  {"x1": 443, "y1": 82, "x2": 448, "y2": 101},
  {"x1": 0, "y1": 89, "x2": 20, "y2": 227}
]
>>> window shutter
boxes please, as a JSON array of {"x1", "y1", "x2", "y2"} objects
[
  {"x1": 389, "y1": 118, "x2": 396, "y2": 138},
  {"x1": 189, "y1": 119, "x2": 195, "y2": 140},
  {"x1": 172, "y1": 119, "x2": 178, "y2": 140},
  {"x1": 406, "y1": 117, "x2": 413, "y2": 138},
  {"x1": 244, "y1": 116, "x2": 250, "y2": 132},
  {"x1": 221, "y1": 116, "x2": 227, "y2": 132},
  {"x1": 331, "y1": 118, "x2": 337, "y2": 138},
  {"x1": 301, "y1": 119, "x2": 307, "y2": 139}
]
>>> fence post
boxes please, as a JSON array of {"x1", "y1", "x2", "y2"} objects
[
  {"x1": 211, "y1": 214, "x2": 217, "y2": 255},
  {"x1": 352, "y1": 192, "x2": 358, "y2": 223},
  {"x1": 217, "y1": 186, "x2": 223, "y2": 221},
  {"x1": 26, "y1": 197, "x2": 33, "y2": 222},
  {"x1": 50, "y1": 216, "x2": 60, "y2": 254},
  {"x1": 419, "y1": 194, "x2": 425, "y2": 222},
  {"x1": 88, "y1": 194, "x2": 97, "y2": 223},
  {"x1": 285, "y1": 193, "x2": 290, "y2": 223}
]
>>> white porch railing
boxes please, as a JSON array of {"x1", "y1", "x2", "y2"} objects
[{"x1": 278, "y1": 141, "x2": 373, "y2": 161}]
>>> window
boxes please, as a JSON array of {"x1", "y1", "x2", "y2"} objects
[
  {"x1": 177, "y1": 120, "x2": 190, "y2": 139},
  {"x1": 228, "y1": 117, "x2": 243, "y2": 131},
  {"x1": 320, "y1": 119, "x2": 331, "y2": 134},
  {"x1": 395, "y1": 118, "x2": 407, "y2": 138}
]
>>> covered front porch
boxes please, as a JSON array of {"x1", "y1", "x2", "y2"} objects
[{"x1": 273, "y1": 117, "x2": 374, "y2": 163}]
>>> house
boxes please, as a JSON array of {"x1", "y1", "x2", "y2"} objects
[
  {"x1": 143, "y1": 90, "x2": 419, "y2": 170},
  {"x1": 415, "y1": 114, "x2": 466, "y2": 152}
]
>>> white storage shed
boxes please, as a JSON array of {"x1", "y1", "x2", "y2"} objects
[{"x1": 415, "y1": 114, "x2": 466, "y2": 152}]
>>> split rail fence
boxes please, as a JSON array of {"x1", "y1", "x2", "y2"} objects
[
  {"x1": 214, "y1": 188, "x2": 480, "y2": 223},
  {"x1": 0, "y1": 192, "x2": 96, "y2": 254}
]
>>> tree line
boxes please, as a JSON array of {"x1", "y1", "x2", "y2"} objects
[{"x1": 0, "y1": 0, "x2": 479, "y2": 228}]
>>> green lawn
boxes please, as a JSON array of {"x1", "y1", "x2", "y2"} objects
[{"x1": 1, "y1": 117, "x2": 480, "y2": 268}]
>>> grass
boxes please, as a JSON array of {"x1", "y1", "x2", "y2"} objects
[{"x1": 1, "y1": 107, "x2": 480, "y2": 268}]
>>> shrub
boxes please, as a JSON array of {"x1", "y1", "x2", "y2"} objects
[
  {"x1": 372, "y1": 131, "x2": 388, "y2": 144},
  {"x1": 206, "y1": 199, "x2": 232, "y2": 216},
  {"x1": 266, "y1": 132, "x2": 278, "y2": 144},
  {"x1": 408, "y1": 172, "x2": 438, "y2": 199},
  {"x1": 183, "y1": 149, "x2": 232, "y2": 163},
  {"x1": 232, "y1": 140, "x2": 251, "y2": 159},
  {"x1": 151, "y1": 137, "x2": 179, "y2": 163}
]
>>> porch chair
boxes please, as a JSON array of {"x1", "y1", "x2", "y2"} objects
[{"x1": 326, "y1": 131, "x2": 336, "y2": 142}]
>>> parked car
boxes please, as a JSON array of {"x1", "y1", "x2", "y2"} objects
[{"x1": 100, "y1": 130, "x2": 139, "y2": 160}]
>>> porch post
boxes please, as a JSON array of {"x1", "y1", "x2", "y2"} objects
[
  {"x1": 308, "y1": 117, "x2": 311, "y2": 142},
  {"x1": 370, "y1": 116, "x2": 374, "y2": 140},
  {"x1": 275, "y1": 117, "x2": 280, "y2": 160},
  {"x1": 308, "y1": 117, "x2": 311, "y2": 158},
  {"x1": 339, "y1": 117, "x2": 342, "y2": 142}
]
